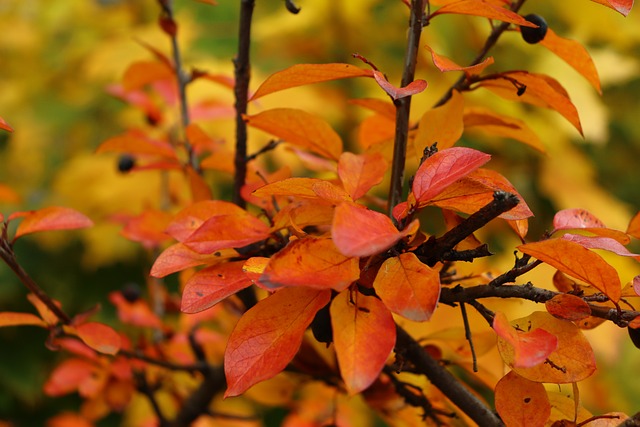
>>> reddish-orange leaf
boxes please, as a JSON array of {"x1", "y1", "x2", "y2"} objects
[
  {"x1": 495, "y1": 371, "x2": 551, "y2": 427},
  {"x1": 540, "y1": 28, "x2": 601, "y2": 94},
  {"x1": 108, "y1": 291, "x2": 163, "y2": 328},
  {"x1": 463, "y1": 107, "x2": 545, "y2": 152},
  {"x1": 497, "y1": 311, "x2": 596, "y2": 383},
  {"x1": 0, "y1": 312, "x2": 47, "y2": 328},
  {"x1": 348, "y1": 98, "x2": 396, "y2": 120},
  {"x1": 357, "y1": 114, "x2": 396, "y2": 149},
  {"x1": 372, "y1": 71, "x2": 427, "y2": 100},
  {"x1": 150, "y1": 243, "x2": 234, "y2": 278},
  {"x1": 332, "y1": 202, "x2": 416, "y2": 258},
  {"x1": 412, "y1": 147, "x2": 491, "y2": 205},
  {"x1": 562, "y1": 234, "x2": 639, "y2": 258},
  {"x1": 47, "y1": 412, "x2": 94, "y2": 427},
  {"x1": 253, "y1": 177, "x2": 325, "y2": 200},
  {"x1": 244, "y1": 108, "x2": 342, "y2": 160},
  {"x1": 373, "y1": 253, "x2": 440, "y2": 322},
  {"x1": 27, "y1": 293, "x2": 60, "y2": 325},
  {"x1": 122, "y1": 60, "x2": 174, "y2": 91},
  {"x1": 119, "y1": 209, "x2": 173, "y2": 248},
  {"x1": 97, "y1": 130, "x2": 178, "y2": 160},
  {"x1": 493, "y1": 312, "x2": 558, "y2": 369},
  {"x1": 590, "y1": 0, "x2": 633, "y2": 16},
  {"x1": 414, "y1": 90, "x2": 464, "y2": 153},
  {"x1": 331, "y1": 290, "x2": 396, "y2": 395},
  {"x1": 260, "y1": 238, "x2": 360, "y2": 291},
  {"x1": 184, "y1": 212, "x2": 271, "y2": 254},
  {"x1": 224, "y1": 287, "x2": 331, "y2": 397},
  {"x1": 553, "y1": 208, "x2": 630, "y2": 244},
  {"x1": 0, "y1": 116, "x2": 13, "y2": 132},
  {"x1": 71, "y1": 322, "x2": 121, "y2": 355},
  {"x1": 479, "y1": 71, "x2": 582, "y2": 135},
  {"x1": 14, "y1": 207, "x2": 93, "y2": 239},
  {"x1": 430, "y1": 0, "x2": 538, "y2": 26},
  {"x1": 165, "y1": 200, "x2": 251, "y2": 242},
  {"x1": 251, "y1": 63, "x2": 373, "y2": 100},
  {"x1": 545, "y1": 294, "x2": 592, "y2": 322},
  {"x1": 271, "y1": 201, "x2": 335, "y2": 233},
  {"x1": 518, "y1": 239, "x2": 621, "y2": 302},
  {"x1": 181, "y1": 261, "x2": 253, "y2": 313},
  {"x1": 43, "y1": 358, "x2": 97, "y2": 397},
  {"x1": 309, "y1": 180, "x2": 352, "y2": 204},
  {"x1": 425, "y1": 45, "x2": 494, "y2": 75},
  {"x1": 628, "y1": 211, "x2": 640, "y2": 239},
  {"x1": 338, "y1": 152, "x2": 388, "y2": 200}
]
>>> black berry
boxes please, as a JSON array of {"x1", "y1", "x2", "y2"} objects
[
  {"x1": 121, "y1": 282, "x2": 142, "y2": 303},
  {"x1": 520, "y1": 14, "x2": 548, "y2": 44},
  {"x1": 311, "y1": 304, "x2": 333, "y2": 345},
  {"x1": 117, "y1": 154, "x2": 136, "y2": 173}
]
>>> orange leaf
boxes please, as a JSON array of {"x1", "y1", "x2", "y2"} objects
[
  {"x1": 628, "y1": 211, "x2": 640, "y2": 239},
  {"x1": 184, "y1": 212, "x2": 271, "y2": 254},
  {"x1": 0, "y1": 183, "x2": 21, "y2": 204},
  {"x1": 463, "y1": 107, "x2": 545, "y2": 152},
  {"x1": 430, "y1": 0, "x2": 538, "y2": 26},
  {"x1": 43, "y1": 358, "x2": 97, "y2": 397},
  {"x1": 412, "y1": 147, "x2": 491, "y2": 205},
  {"x1": 357, "y1": 114, "x2": 396, "y2": 149},
  {"x1": 338, "y1": 152, "x2": 388, "y2": 200},
  {"x1": 253, "y1": 177, "x2": 326, "y2": 200},
  {"x1": 0, "y1": 116, "x2": 13, "y2": 132},
  {"x1": 373, "y1": 253, "x2": 441, "y2": 322},
  {"x1": 332, "y1": 202, "x2": 415, "y2": 257},
  {"x1": 97, "y1": 130, "x2": 178, "y2": 160},
  {"x1": 372, "y1": 71, "x2": 427, "y2": 100},
  {"x1": 181, "y1": 261, "x2": 253, "y2": 313},
  {"x1": 495, "y1": 371, "x2": 551, "y2": 427},
  {"x1": 330, "y1": 290, "x2": 396, "y2": 395},
  {"x1": 493, "y1": 312, "x2": 558, "y2": 369},
  {"x1": 349, "y1": 98, "x2": 396, "y2": 120},
  {"x1": 14, "y1": 207, "x2": 93, "y2": 239},
  {"x1": 186, "y1": 165, "x2": 213, "y2": 202},
  {"x1": 122, "y1": 60, "x2": 174, "y2": 91},
  {"x1": 426, "y1": 45, "x2": 494, "y2": 75},
  {"x1": 165, "y1": 200, "x2": 253, "y2": 242},
  {"x1": 271, "y1": 201, "x2": 336, "y2": 233},
  {"x1": 260, "y1": 238, "x2": 360, "y2": 291},
  {"x1": 72, "y1": 322, "x2": 121, "y2": 355},
  {"x1": 0, "y1": 312, "x2": 47, "y2": 328},
  {"x1": 251, "y1": 63, "x2": 373, "y2": 100},
  {"x1": 108, "y1": 292, "x2": 163, "y2": 329},
  {"x1": 150, "y1": 243, "x2": 234, "y2": 278},
  {"x1": 518, "y1": 239, "x2": 621, "y2": 302},
  {"x1": 479, "y1": 71, "x2": 582, "y2": 134},
  {"x1": 540, "y1": 28, "x2": 601, "y2": 94},
  {"x1": 27, "y1": 293, "x2": 60, "y2": 325},
  {"x1": 119, "y1": 209, "x2": 173, "y2": 248},
  {"x1": 590, "y1": 0, "x2": 633, "y2": 16},
  {"x1": 245, "y1": 108, "x2": 342, "y2": 160},
  {"x1": 414, "y1": 90, "x2": 464, "y2": 153},
  {"x1": 224, "y1": 287, "x2": 331, "y2": 397},
  {"x1": 545, "y1": 294, "x2": 592, "y2": 322},
  {"x1": 496, "y1": 311, "x2": 596, "y2": 383}
]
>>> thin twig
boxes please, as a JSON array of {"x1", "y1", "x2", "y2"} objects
[
  {"x1": 459, "y1": 302, "x2": 478, "y2": 372},
  {"x1": 119, "y1": 349, "x2": 207, "y2": 373},
  {"x1": 246, "y1": 139, "x2": 282, "y2": 162},
  {"x1": 135, "y1": 370, "x2": 170, "y2": 427}
]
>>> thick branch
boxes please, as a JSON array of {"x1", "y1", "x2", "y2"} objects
[
  {"x1": 169, "y1": 365, "x2": 226, "y2": 427},
  {"x1": 388, "y1": 0, "x2": 425, "y2": 217}
]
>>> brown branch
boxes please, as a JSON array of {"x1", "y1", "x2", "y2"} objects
[
  {"x1": 119, "y1": 349, "x2": 207, "y2": 373},
  {"x1": 168, "y1": 364, "x2": 226, "y2": 427}
]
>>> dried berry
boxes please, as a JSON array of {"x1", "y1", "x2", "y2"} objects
[
  {"x1": 520, "y1": 14, "x2": 548, "y2": 44},
  {"x1": 117, "y1": 154, "x2": 136, "y2": 173}
]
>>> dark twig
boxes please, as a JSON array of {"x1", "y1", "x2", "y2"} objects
[
  {"x1": 135, "y1": 370, "x2": 169, "y2": 427},
  {"x1": 441, "y1": 244, "x2": 493, "y2": 263},
  {"x1": 233, "y1": 0, "x2": 255, "y2": 208},
  {"x1": 459, "y1": 302, "x2": 478, "y2": 372},
  {"x1": 618, "y1": 412, "x2": 640, "y2": 427},
  {"x1": 487, "y1": 253, "x2": 539, "y2": 287},
  {"x1": 168, "y1": 364, "x2": 226, "y2": 427},
  {"x1": 246, "y1": 139, "x2": 282, "y2": 162},
  {"x1": 388, "y1": 0, "x2": 426, "y2": 217},
  {"x1": 120, "y1": 349, "x2": 207, "y2": 373}
]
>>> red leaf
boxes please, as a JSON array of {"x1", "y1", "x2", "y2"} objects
[
  {"x1": 165, "y1": 200, "x2": 248, "y2": 242},
  {"x1": 224, "y1": 287, "x2": 331, "y2": 397},
  {"x1": 337, "y1": 152, "x2": 388, "y2": 200},
  {"x1": 13, "y1": 207, "x2": 93, "y2": 239},
  {"x1": 0, "y1": 116, "x2": 13, "y2": 132},
  {"x1": 118, "y1": 209, "x2": 173, "y2": 248},
  {"x1": 43, "y1": 358, "x2": 97, "y2": 397},
  {"x1": 183, "y1": 212, "x2": 271, "y2": 254},
  {"x1": 373, "y1": 253, "x2": 441, "y2": 322},
  {"x1": 372, "y1": 71, "x2": 427, "y2": 100},
  {"x1": 72, "y1": 322, "x2": 121, "y2": 355},
  {"x1": 493, "y1": 311, "x2": 558, "y2": 368},
  {"x1": 251, "y1": 63, "x2": 373, "y2": 100},
  {"x1": 553, "y1": 208, "x2": 630, "y2": 243},
  {"x1": 495, "y1": 371, "x2": 551, "y2": 427},
  {"x1": 332, "y1": 202, "x2": 417, "y2": 258},
  {"x1": 181, "y1": 262, "x2": 253, "y2": 313},
  {"x1": 426, "y1": 45, "x2": 494, "y2": 75},
  {"x1": 590, "y1": 0, "x2": 633, "y2": 16},
  {"x1": 0, "y1": 312, "x2": 47, "y2": 328},
  {"x1": 331, "y1": 291, "x2": 396, "y2": 395},
  {"x1": 108, "y1": 292, "x2": 163, "y2": 329},
  {"x1": 430, "y1": 0, "x2": 538, "y2": 26},
  {"x1": 518, "y1": 239, "x2": 621, "y2": 302},
  {"x1": 244, "y1": 108, "x2": 343, "y2": 160},
  {"x1": 260, "y1": 238, "x2": 360, "y2": 291},
  {"x1": 412, "y1": 147, "x2": 491, "y2": 205},
  {"x1": 414, "y1": 90, "x2": 464, "y2": 152},
  {"x1": 150, "y1": 243, "x2": 234, "y2": 278},
  {"x1": 562, "y1": 234, "x2": 639, "y2": 258}
]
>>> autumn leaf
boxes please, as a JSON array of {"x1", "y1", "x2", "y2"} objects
[
  {"x1": 562, "y1": 234, "x2": 640, "y2": 258},
  {"x1": 332, "y1": 202, "x2": 417, "y2": 258},
  {"x1": 27, "y1": 294, "x2": 60, "y2": 325},
  {"x1": 224, "y1": 287, "x2": 331, "y2": 397},
  {"x1": 181, "y1": 261, "x2": 253, "y2": 313},
  {"x1": 372, "y1": 71, "x2": 427, "y2": 100},
  {"x1": 165, "y1": 200, "x2": 249, "y2": 242},
  {"x1": 0, "y1": 116, "x2": 13, "y2": 132},
  {"x1": 259, "y1": 238, "x2": 360, "y2": 291},
  {"x1": 590, "y1": 0, "x2": 633, "y2": 16},
  {"x1": 43, "y1": 358, "x2": 98, "y2": 397},
  {"x1": 183, "y1": 212, "x2": 271, "y2": 254},
  {"x1": 244, "y1": 108, "x2": 342, "y2": 160},
  {"x1": 493, "y1": 311, "x2": 558, "y2": 368},
  {"x1": 0, "y1": 312, "x2": 47, "y2": 328},
  {"x1": 413, "y1": 90, "x2": 464, "y2": 153},
  {"x1": 430, "y1": 0, "x2": 538, "y2": 26},
  {"x1": 497, "y1": 311, "x2": 596, "y2": 383},
  {"x1": 495, "y1": 370, "x2": 551, "y2": 427},
  {"x1": 348, "y1": 98, "x2": 396, "y2": 120},
  {"x1": 96, "y1": 130, "x2": 178, "y2": 160},
  {"x1": 12, "y1": 207, "x2": 93, "y2": 240},
  {"x1": 330, "y1": 291, "x2": 396, "y2": 395},
  {"x1": 108, "y1": 292, "x2": 163, "y2": 329},
  {"x1": 518, "y1": 239, "x2": 622, "y2": 302},
  {"x1": 118, "y1": 209, "x2": 173, "y2": 248},
  {"x1": 425, "y1": 46, "x2": 494, "y2": 75},
  {"x1": 540, "y1": 28, "x2": 601, "y2": 93},
  {"x1": 337, "y1": 152, "x2": 388, "y2": 200},
  {"x1": 373, "y1": 253, "x2": 441, "y2": 322},
  {"x1": 553, "y1": 208, "x2": 630, "y2": 244},
  {"x1": 70, "y1": 322, "x2": 121, "y2": 355},
  {"x1": 545, "y1": 294, "x2": 592, "y2": 322},
  {"x1": 122, "y1": 60, "x2": 174, "y2": 91},
  {"x1": 412, "y1": 147, "x2": 491, "y2": 205},
  {"x1": 47, "y1": 412, "x2": 94, "y2": 427},
  {"x1": 251, "y1": 63, "x2": 373, "y2": 100},
  {"x1": 628, "y1": 211, "x2": 640, "y2": 239},
  {"x1": 463, "y1": 107, "x2": 545, "y2": 152},
  {"x1": 150, "y1": 243, "x2": 235, "y2": 278}
]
